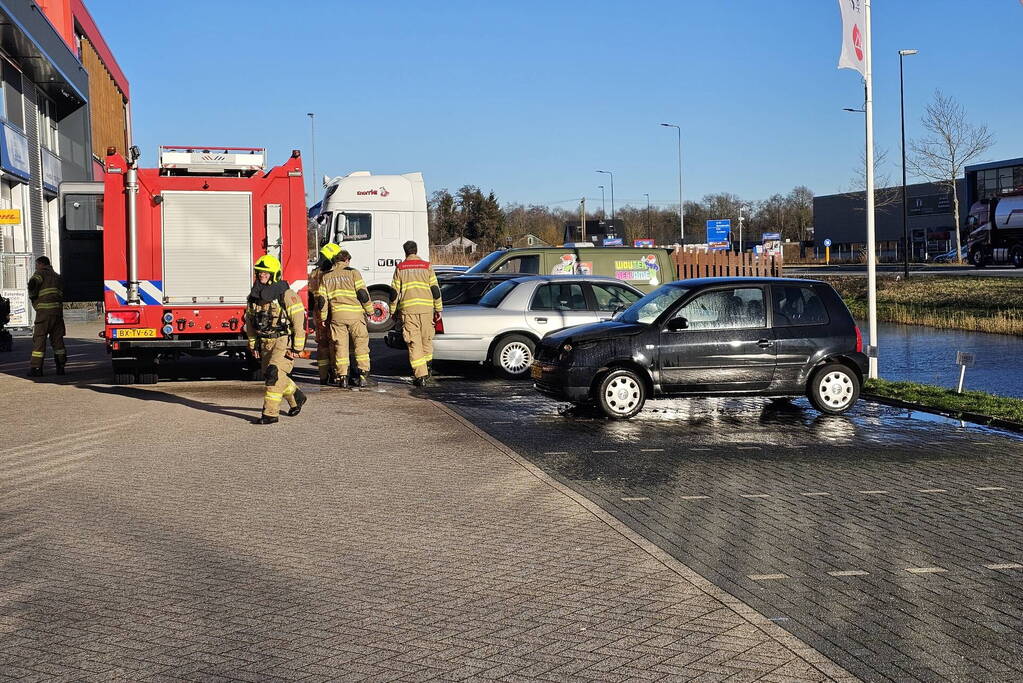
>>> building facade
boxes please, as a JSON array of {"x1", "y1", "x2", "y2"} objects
[{"x1": 0, "y1": 0, "x2": 128, "y2": 317}]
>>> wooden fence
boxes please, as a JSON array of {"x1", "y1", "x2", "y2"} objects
[{"x1": 672, "y1": 249, "x2": 783, "y2": 279}]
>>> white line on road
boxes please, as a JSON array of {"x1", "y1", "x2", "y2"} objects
[
  {"x1": 748, "y1": 574, "x2": 788, "y2": 581},
  {"x1": 621, "y1": 497, "x2": 650, "y2": 502},
  {"x1": 592, "y1": 450, "x2": 617, "y2": 454},
  {"x1": 740, "y1": 494, "x2": 771, "y2": 499},
  {"x1": 905, "y1": 567, "x2": 947, "y2": 574},
  {"x1": 984, "y1": 563, "x2": 1023, "y2": 570},
  {"x1": 640, "y1": 448, "x2": 664, "y2": 452},
  {"x1": 691, "y1": 448, "x2": 711, "y2": 451},
  {"x1": 802, "y1": 492, "x2": 830, "y2": 497},
  {"x1": 679, "y1": 495, "x2": 710, "y2": 500},
  {"x1": 828, "y1": 570, "x2": 870, "y2": 577},
  {"x1": 918, "y1": 489, "x2": 947, "y2": 493},
  {"x1": 976, "y1": 487, "x2": 1006, "y2": 491},
  {"x1": 859, "y1": 490, "x2": 889, "y2": 494},
  {"x1": 543, "y1": 452, "x2": 568, "y2": 455}
]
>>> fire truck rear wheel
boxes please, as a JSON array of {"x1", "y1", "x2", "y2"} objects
[
  {"x1": 138, "y1": 371, "x2": 158, "y2": 385},
  {"x1": 113, "y1": 371, "x2": 136, "y2": 385}
]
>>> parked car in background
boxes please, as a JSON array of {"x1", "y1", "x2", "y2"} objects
[
  {"x1": 425, "y1": 275, "x2": 644, "y2": 377},
  {"x1": 930, "y1": 246, "x2": 967, "y2": 263},
  {"x1": 465, "y1": 247, "x2": 676, "y2": 293},
  {"x1": 437, "y1": 273, "x2": 521, "y2": 306},
  {"x1": 532, "y1": 278, "x2": 867, "y2": 419},
  {"x1": 433, "y1": 264, "x2": 471, "y2": 276}
]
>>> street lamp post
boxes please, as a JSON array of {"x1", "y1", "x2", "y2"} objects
[
  {"x1": 598, "y1": 185, "x2": 605, "y2": 218},
  {"x1": 660, "y1": 123, "x2": 684, "y2": 244},
  {"x1": 307, "y1": 112, "x2": 317, "y2": 204},
  {"x1": 596, "y1": 170, "x2": 614, "y2": 220},
  {"x1": 644, "y1": 193, "x2": 650, "y2": 234},
  {"x1": 899, "y1": 49, "x2": 918, "y2": 278}
]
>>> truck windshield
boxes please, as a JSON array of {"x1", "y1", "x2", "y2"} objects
[
  {"x1": 616, "y1": 285, "x2": 689, "y2": 325},
  {"x1": 466, "y1": 250, "x2": 508, "y2": 274}
]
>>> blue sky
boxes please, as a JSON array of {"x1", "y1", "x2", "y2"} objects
[{"x1": 88, "y1": 0, "x2": 1023, "y2": 209}]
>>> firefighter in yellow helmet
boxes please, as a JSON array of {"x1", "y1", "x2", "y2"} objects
[
  {"x1": 27, "y1": 255, "x2": 66, "y2": 377},
  {"x1": 309, "y1": 243, "x2": 341, "y2": 385},
  {"x1": 245, "y1": 254, "x2": 308, "y2": 424},
  {"x1": 390, "y1": 240, "x2": 441, "y2": 387},
  {"x1": 319, "y1": 248, "x2": 375, "y2": 388}
]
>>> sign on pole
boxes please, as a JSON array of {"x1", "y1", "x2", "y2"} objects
[{"x1": 706, "y1": 219, "x2": 731, "y2": 251}]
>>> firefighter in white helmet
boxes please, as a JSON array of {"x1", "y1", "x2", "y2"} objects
[{"x1": 245, "y1": 254, "x2": 307, "y2": 424}]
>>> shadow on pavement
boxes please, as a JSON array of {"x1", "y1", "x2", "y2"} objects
[{"x1": 81, "y1": 384, "x2": 259, "y2": 422}]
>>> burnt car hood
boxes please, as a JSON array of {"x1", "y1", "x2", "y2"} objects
[{"x1": 544, "y1": 320, "x2": 646, "y2": 344}]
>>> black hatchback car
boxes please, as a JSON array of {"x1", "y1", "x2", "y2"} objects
[{"x1": 532, "y1": 278, "x2": 868, "y2": 419}]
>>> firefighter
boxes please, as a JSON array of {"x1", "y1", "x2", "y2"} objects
[
  {"x1": 319, "y1": 249, "x2": 375, "y2": 388},
  {"x1": 245, "y1": 254, "x2": 308, "y2": 425},
  {"x1": 390, "y1": 240, "x2": 442, "y2": 387},
  {"x1": 27, "y1": 255, "x2": 65, "y2": 376},
  {"x1": 310, "y1": 242, "x2": 341, "y2": 385}
]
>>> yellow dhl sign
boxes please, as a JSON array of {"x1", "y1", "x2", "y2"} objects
[{"x1": 0, "y1": 209, "x2": 21, "y2": 224}]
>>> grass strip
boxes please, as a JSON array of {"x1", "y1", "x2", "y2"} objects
[{"x1": 865, "y1": 378, "x2": 1023, "y2": 425}]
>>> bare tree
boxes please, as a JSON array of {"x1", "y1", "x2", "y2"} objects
[
  {"x1": 851, "y1": 146, "x2": 900, "y2": 210},
  {"x1": 909, "y1": 90, "x2": 994, "y2": 262}
]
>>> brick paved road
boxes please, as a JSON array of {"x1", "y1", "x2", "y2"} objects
[
  {"x1": 427, "y1": 368, "x2": 1023, "y2": 683},
  {"x1": 0, "y1": 331, "x2": 852, "y2": 681}
]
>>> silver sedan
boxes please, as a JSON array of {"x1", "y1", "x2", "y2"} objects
[{"x1": 433, "y1": 275, "x2": 643, "y2": 377}]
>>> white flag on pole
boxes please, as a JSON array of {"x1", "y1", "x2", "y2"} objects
[{"x1": 837, "y1": 0, "x2": 867, "y2": 77}]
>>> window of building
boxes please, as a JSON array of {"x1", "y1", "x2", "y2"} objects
[
  {"x1": 64, "y1": 193, "x2": 103, "y2": 231},
  {"x1": 2, "y1": 62, "x2": 23, "y2": 131},
  {"x1": 37, "y1": 95, "x2": 57, "y2": 152}
]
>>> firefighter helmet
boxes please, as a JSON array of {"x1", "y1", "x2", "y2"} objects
[
  {"x1": 319, "y1": 242, "x2": 341, "y2": 261},
  {"x1": 253, "y1": 254, "x2": 283, "y2": 281}
]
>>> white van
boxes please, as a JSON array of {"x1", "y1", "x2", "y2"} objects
[{"x1": 313, "y1": 171, "x2": 429, "y2": 331}]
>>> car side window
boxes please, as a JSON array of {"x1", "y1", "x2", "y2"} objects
[
  {"x1": 531, "y1": 283, "x2": 587, "y2": 311},
  {"x1": 495, "y1": 254, "x2": 540, "y2": 274},
  {"x1": 674, "y1": 287, "x2": 766, "y2": 330},
  {"x1": 591, "y1": 283, "x2": 641, "y2": 311},
  {"x1": 772, "y1": 285, "x2": 830, "y2": 327}
]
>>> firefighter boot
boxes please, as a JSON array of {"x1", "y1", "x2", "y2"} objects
[
  {"x1": 320, "y1": 375, "x2": 331, "y2": 386},
  {"x1": 28, "y1": 367, "x2": 42, "y2": 377},
  {"x1": 288, "y1": 389, "x2": 308, "y2": 416},
  {"x1": 337, "y1": 374, "x2": 348, "y2": 389},
  {"x1": 55, "y1": 360, "x2": 66, "y2": 376},
  {"x1": 252, "y1": 415, "x2": 279, "y2": 425},
  {"x1": 354, "y1": 370, "x2": 376, "y2": 388}
]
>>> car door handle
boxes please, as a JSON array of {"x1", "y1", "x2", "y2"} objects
[
  {"x1": 757, "y1": 339, "x2": 774, "y2": 348},
  {"x1": 534, "y1": 317, "x2": 548, "y2": 323}
]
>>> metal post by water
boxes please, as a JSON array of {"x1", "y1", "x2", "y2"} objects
[{"x1": 864, "y1": 0, "x2": 879, "y2": 379}]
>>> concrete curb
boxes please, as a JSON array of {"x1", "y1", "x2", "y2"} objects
[
  {"x1": 863, "y1": 393, "x2": 1023, "y2": 434},
  {"x1": 430, "y1": 399, "x2": 859, "y2": 683}
]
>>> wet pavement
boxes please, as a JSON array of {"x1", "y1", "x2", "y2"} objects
[{"x1": 426, "y1": 366, "x2": 1023, "y2": 682}]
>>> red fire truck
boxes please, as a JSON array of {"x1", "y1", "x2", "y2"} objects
[{"x1": 101, "y1": 145, "x2": 308, "y2": 384}]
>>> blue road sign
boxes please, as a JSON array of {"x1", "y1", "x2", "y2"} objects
[
  {"x1": 706, "y1": 219, "x2": 731, "y2": 251},
  {"x1": 602, "y1": 237, "x2": 623, "y2": 246}
]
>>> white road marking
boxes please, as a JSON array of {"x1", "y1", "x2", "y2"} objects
[
  {"x1": 905, "y1": 567, "x2": 946, "y2": 574},
  {"x1": 493, "y1": 421, "x2": 513, "y2": 425},
  {"x1": 640, "y1": 448, "x2": 664, "y2": 452},
  {"x1": 984, "y1": 563, "x2": 1023, "y2": 570},
  {"x1": 976, "y1": 487, "x2": 1006, "y2": 491},
  {"x1": 543, "y1": 451, "x2": 568, "y2": 455},
  {"x1": 679, "y1": 495, "x2": 710, "y2": 500},
  {"x1": 737, "y1": 446, "x2": 760, "y2": 451},
  {"x1": 740, "y1": 494, "x2": 771, "y2": 499},
  {"x1": 621, "y1": 497, "x2": 650, "y2": 502},
  {"x1": 860, "y1": 490, "x2": 889, "y2": 494},
  {"x1": 918, "y1": 489, "x2": 947, "y2": 493},
  {"x1": 828, "y1": 570, "x2": 870, "y2": 577},
  {"x1": 802, "y1": 492, "x2": 830, "y2": 497},
  {"x1": 748, "y1": 574, "x2": 788, "y2": 581},
  {"x1": 592, "y1": 450, "x2": 617, "y2": 454}
]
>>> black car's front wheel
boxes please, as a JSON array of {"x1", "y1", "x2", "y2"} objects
[
  {"x1": 596, "y1": 368, "x2": 646, "y2": 419},
  {"x1": 807, "y1": 362, "x2": 860, "y2": 415}
]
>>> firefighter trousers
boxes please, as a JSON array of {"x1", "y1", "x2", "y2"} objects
[
  {"x1": 31, "y1": 312, "x2": 65, "y2": 369},
  {"x1": 330, "y1": 317, "x2": 370, "y2": 375},
  {"x1": 315, "y1": 320, "x2": 334, "y2": 381},
  {"x1": 258, "y1": 336, "x2": 298, "y2": 418},
  {"x1": 400, "y1": 312, "x2": 434, "y2": 378}
]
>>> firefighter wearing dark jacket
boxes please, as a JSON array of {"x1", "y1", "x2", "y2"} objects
[
  {"x1": 27, "y1": 255, "x2": 66, "y2": 376},
  {"x1": 390, "y1": 240, "x2": 442, "y2": 387},
  {"x1": 245, "y1": 254, "x2": 307, "y2": 424},
  {"x1": 309, "y1": 242, "x2": 341, "y2": 385},
  {"x1": 319, "y1": 249, "x2": 374, "y2": 387}
]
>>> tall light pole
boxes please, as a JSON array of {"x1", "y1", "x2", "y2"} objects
[
  {"x1": 596, "y1": 170, "x2": 614, "y2": 220},
  {"x1": 644, "y1": 193, "x2": 650, "y2": 234},
  {"x1": 307, "y1": 112, "x2": 317, "y2": 204},
  {"x1": 899, "y1": 49, "x2": 918, "y2": 278},
  {"x1": 598, "y1": 185, "x2": 605, "y2": 218},
  {"x1": 660, "y1": 123, "x2": 684, "y2": 244}
]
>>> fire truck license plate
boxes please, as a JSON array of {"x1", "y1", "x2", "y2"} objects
[{"x1": 113, "y1": 328, "x2": 157, "y2": 339}]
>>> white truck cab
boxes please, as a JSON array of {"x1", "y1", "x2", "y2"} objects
[{"x1": 313, "y1": 171, "x2": 428, "y2": 331}]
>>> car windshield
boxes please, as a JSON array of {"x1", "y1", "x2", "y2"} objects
[
  {"x1": 477, "y1": 280, "x2": 517, "y2": 308},
  {"x1": 465, "y1": 250, "x2": 508, "y2": 274},
  {"x1": 616, "y1": 285, "x2": 689, "y2": 325}
]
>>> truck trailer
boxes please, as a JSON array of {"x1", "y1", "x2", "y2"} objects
[
  {"x1": 100, "y1": 145, "x2": 308, "y2": 383},
  {"x1": 966, "y1": 192, "x2": 1023, "y2": 268}
]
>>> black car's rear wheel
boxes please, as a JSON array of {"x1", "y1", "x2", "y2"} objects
[
  {"x1": 596, "y1": 369, "x2": 646, "y2": 419},
  {"x1": 806, "y1": 362, "x2": 859, "y2": 415}
]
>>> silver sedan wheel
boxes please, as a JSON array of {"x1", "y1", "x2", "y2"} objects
[
  {"x1": 817, "y1": 370, "x2": 854, "y2": 410},
  {"x1": 500, "y1": 341, "x2": 533, "y2": 375},
  {"x1": 604, "y1": 375, "x2": 641, "y2": 415}
]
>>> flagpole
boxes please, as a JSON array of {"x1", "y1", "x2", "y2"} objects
[{"x1": 864, "y1": 0, "x2": 879, "y2": 379}]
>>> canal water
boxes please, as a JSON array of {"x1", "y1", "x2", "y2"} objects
[{"x1": 872, "y1": 322, "x2": 1022, "y2": 398}]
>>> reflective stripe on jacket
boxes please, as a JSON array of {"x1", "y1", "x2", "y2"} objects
[
  {"x1": 319, "y1": 266, "x2": 373, "y2": 320},
  {"x1": 390, "y1": 256, "x2": 442, "y2": 314},
  {"x1": 28, "y1": 266, "x2": 63, "y2": 313},
  {"x1": 244, "y1": 287, "x2": 306, "y2": 351}
]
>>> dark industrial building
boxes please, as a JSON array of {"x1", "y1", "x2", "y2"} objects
[{"x1": 813, "y1": 156, "x2": 1023, "y2": 262}]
